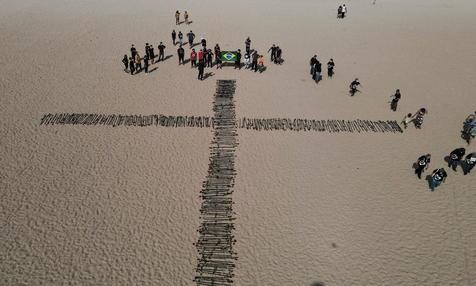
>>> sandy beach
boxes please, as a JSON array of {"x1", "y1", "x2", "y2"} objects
[{"x1": 1, "y1": 0, "x2": 476, "y2": 285}]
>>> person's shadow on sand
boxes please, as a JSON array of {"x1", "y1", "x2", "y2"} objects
[
  {"x1": 311, "y1": 282, "x2": 325, "y2": 286},
  {"x1": 203, "y1": 72, "x2": 214, "y2": 80},
  {"x1": 425, "y1": 174, "x2": 434, "y2": 191},
  {"x1": 161, "y1": 54, "x2": 173, "y2": 62}
]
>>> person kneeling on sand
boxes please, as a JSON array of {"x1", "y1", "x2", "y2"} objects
[
  {"x1": 415, "y1": 154, "x2": 431, "y2": 179},
  {"x1": 401, "y1": 113, "x2": 413, "y2": 129},
  {"x1": 429, "y1": 168, "x2": 447, "y2": 191}
]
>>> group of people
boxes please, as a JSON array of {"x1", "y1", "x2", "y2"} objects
[
  {"x1": 414, "y1": 148, "x2": 475, "y2": 190},
  {"x1": 401, "y1": 108, "x2": 428, "y2": 129},
  {"x1": 337, "y1": 4, "x2": 348, "y2": 18},
  {"x1": 309, "y1": 55, "x2": 335, "y2": 83},
  {"x1": 267, "y1": 44, "x2": 284, "y2": 65},
  {"x1": 175, "y1": 10, "x2": 190, "y2": 25},
  {"x1": 122, "y1": 42, "x2": 167, "y2": 75}
]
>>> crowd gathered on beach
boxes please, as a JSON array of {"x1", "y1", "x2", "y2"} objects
[{"x1": 120, "y1": 6, "x2": 475, "y2": 191}]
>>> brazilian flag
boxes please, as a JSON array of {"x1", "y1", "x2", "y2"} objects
[{"x1": 220, "y1": 51, "x2": 238, "y2": 63}]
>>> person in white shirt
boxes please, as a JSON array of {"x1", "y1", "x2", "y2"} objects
[{"x1": 342, "y1": 4, "x2": 347, "y2": 18}]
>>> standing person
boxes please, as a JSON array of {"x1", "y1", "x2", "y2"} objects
[
  {"x1": 349, "y1": 78, "x2": 361, "y2": 96},
  {"x1": 206, "y1": 49, "x2": 213, "y2": 67},
  {"x1": 215, "y1": 45, "x2": 222, "y2": 69},
  {"x1": 201, "y1": 37, "x2": 207, "y2": 49},
  {"x1": 198, "y1": 60, "x2": 205, "y2": 80},
  {"x1": 190, "y1": 49, "x2": 197, "y2": 68},
  {"x1": 129, "y1": 57, "x2": 135, "y2": 75},
  {"x1": 184, "y1": 11, "x2": 189, "y2": 24},
  {"x1": 251, "y1": 51, "x2": 259, "y2": 72},
  {"x1": 415, "y1": 154, "x2": 431, "y2": 179},
  {"x1": 463, "y1": 152, "x2": 476, "y2": 175},
  {"x1": 258, "y1": 55, "x2": 265, "y2": 72},
  {"x1": 275, "y1": 46, "x2": 282, "y2": 64},
  {"x1": 337, "y1": 6, "x2": 343, "y2": 18},
  {"x1": 187, "y1": 30, "x2": 195, "y2": 48},
  {"x1": 401, "y1": 113, "x2": 413, "y2": 129},
  {"x1": 268, "y1": 44, "x2": 276, "y2": 62},
  {"x1": 131, "y1": 44, "x2": 137, "y2": 59},
  {"x1": 342, "y1": 4, "x2": 347, "y2": 18},
  {"x1": 245, "y1": 37, "x2": 251, "y2": 55},
  {"x1": 122, "y1": 55, "x2": 129, "y2": 72},
  {"x1": 314, "y1": 60, "x2": 322, "y2": 82},
  {"x1": 177, "y1": 45, "x2": 185, "y2": 65},
  {"x1": 235, "y1": 49, "x2": 242, "y2": 69},
  {"x1": 310, "y1": 55, "x2": 317, "y2": 76},
  {"x1": 178, "y1": 31, "x2": 184, "y2": 46},
  {"x1": 172, "y1": 30, "x2": 177, "y2": 45},
  {"x1": 175, "y1": 10, "x2": 180, "y2": 25},
  {"x1": 429, "y1": 168, "x2": 447, "y2": 191},
  {"x1": 135, "y1": 53, "x2": 142, "y2": 72},
  {"x1": 158, "y1": 42, "x2": 166, "y2": 61},
  {"x1": 143, "y1": 54, "x2": 149, "y2": 74},
  {"x1": 149, "y1": 45, "x2": 155, "y2": 64},
  {"x1": 198, "y1": 48, "x2": 204, "y2": 64},
  {"x1": 390, "y1": 89, "x2": 401, "y2": 111},
  {"x1": 145, "y1": 43, "x2": 151, "y2": 60},
  {"x1": 244, "y1": 53, "x2": 250, "y2": 69},
  {"x1": 413, "y1": 108, "x2": 427, "y2": 128},
  {"x1": 448, "y1": 148, "x2": 466, "y2": 171},
  {"x1": 327, "y1": 59, "x2": 335, "y2": 77}
]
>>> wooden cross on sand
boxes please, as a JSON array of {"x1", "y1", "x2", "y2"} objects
[{"x1": 40, "y1": 80, "x2": 402, "y2": 285}]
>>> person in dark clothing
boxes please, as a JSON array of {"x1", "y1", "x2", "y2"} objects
[
  {"x1": 349, "y1": 78, "x2": 361, "y2": 96},
  {"x1": 187, "y1": 31, "x2": 195, "y2": 48},
  {"x1": 235, "y1": 49, "x2": 242, "y2": 69},
  {"x1": 310, "y1": 55, "x2": 317, "y2": 76},
  {"x1": 337, "y1": 6, "x2": 343, "y2": 18},
  {"x1": 178, "y1": 31, "x2": 184, "y2": 46},
  {"x1": 327, "y1": 59, "x2": 335, "y2": 77},
  {"x1": 206, "y1": 49, "x2": 214, "y2": 68},
  {"x1": 413, "y1": 108, "x2": 427, "y2": 129},
  {"x1": 158, "y1": 42, "x2": 166, "y2": 61},
  {"x1": 201, "y1": 38, "x2": 207, "y2": 49},
  {"x1": 429, "y1": 168, "x2": 447, "y2": 191},
  {"x1": 172, "y1": 30, "x2": 177, "y2": 45},
  {"x1": 314, "y1": 61, "x2": 322, "y2": 82},
  {"x1": 415, "y1": 154, "x2": 431, "y2": 179},
  {"x1": 275, "y1": 46, "x2": 282, "y2": 64},
  {"x1": 129, "y1": 57, "x2": 135, "y2": 75},
  {"x1": 268, "y1": 44, "x2": 276, "y2": 62},
  {"x1": 390, "y1": 89, "x2": 401, "y2": 111},
  {"x1": 198, "y1": 61, "x2": 205, "y2": 80},
  {"x1": 143, "y1": 54, "x2": 149, "y2": 74},
  {"x1": 245, "y1": 37, "x2": 251, "y2": 55},
  {"x1": 175, "y1": 10, "x2": 180, "y2": 25},
  {"x1": 463, "y1": 152, "x2": 476, "y2": 175},
  {"x1": 149, "y1": 46, "x2": 155, "y2": 64},
  {"x1": 448, "y1": 148, "x2": 466, "y2": 171},
  {"x1": 122, "y1": 55, "x2": 129, "y2": 72},
  {"x1": 177, "y1": 45, "x2": 185, "y2": 65},
  {"x1": 145, "y1": 43, "x2": 150, "y2": 60},
  {"x1": 131, "y1": 44, "x2": 137, "y2": 59},
  {"x1": 251, "y1": 51, "x2": 259, "y2": 72}
]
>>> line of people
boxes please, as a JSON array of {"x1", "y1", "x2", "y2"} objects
[{"x1": 122, "y1": 42, "x2": 167, "y2": 75}]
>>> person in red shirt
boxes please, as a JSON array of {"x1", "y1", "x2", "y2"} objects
[
  {"x1": 198, "y1": 49, "x2": 204, "y2": 63},
  {"x1": 190, "y1": 49, "x2": 197, "y2": 68}
]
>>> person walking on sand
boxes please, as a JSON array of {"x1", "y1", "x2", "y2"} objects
[
  {"x1": 327, "y1": 59, "x2": 335, "y2": 77},
  {"x1": 349, "y1": 78, "x2": 361, "y2": 96},
  {"x1": 235, "y1": 49, "x2": 242, "y2": 69},
  {"x1": 129, "y1": 57, "x2": 135, "y2": 75},
  {"x1": 463, "y1": 152, "x2": 476, "y2": 175},
  {"x1": 310, "y1": 55, "x2": 317, "y2": 76},
  {"x1": 198, "y1": 60, "x2": 205, "y2": 80},
  {"x1": 177, "y1": 45, "x2": 185, "y2": 65},
  {"x1": 184, "y1": 11, "x2": 189, "y2": 24},
  {"x1": 178, "y1": 31, "x2": 184, "y2": 46},
  {"x1": 448, "y1": 148, "x2": 466, "y2": 171},
  {"x1": 390, "y1": 89, "x2": 401, "y2": 111},
  {"x1": 187, "y1": 30, "x2": 195, "y2": 48},
  {"x1": 429, "y1": 168, "x2": 447, "y2": 191},
  {"x1": 158, "y1": 42, "x2": 166, "y2": 61},
  {"x1": 172, "y1": 30, "x2": 177, "y2": 45},
  {"x1": 143, "y1": 54, "x2": 149, "y2": 74},
  {"x1": 245, "y1": 37, "x2": 251, "y2": 55},
  {"x1": 135, "y1": 52, "x2": 142, "y2": 72},
  {"x1": 415, "y1": 154, "x2": 431, "y2": 179},
  {"x1": 268, "y1": 44, "x2": 276, "y2": 62},
  {"x1": 190, "y1": 49, "x2": 197, "y2": 68},
  {"x1": 122, "y1": 55, "x2": 129, "y2": 72},
  {"x1": 401, "y1": 113, "x2": 413, "y2": 129},
  {"x1": 175, "y1": 11, "x2": 180, "y2": 25}
]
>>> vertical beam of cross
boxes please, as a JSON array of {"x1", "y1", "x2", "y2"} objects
[{"x1": 194, "y1": 80, "x2": 238, "y2": 286}]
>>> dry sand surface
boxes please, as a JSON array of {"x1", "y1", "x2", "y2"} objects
[{"x1": 1, "y1": 0, "x2": 476, "y2": 285}]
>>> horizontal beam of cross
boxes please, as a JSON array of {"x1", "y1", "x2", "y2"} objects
[{"x1": 40, "y1": 113, "x2": 403, "y2": 133}]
